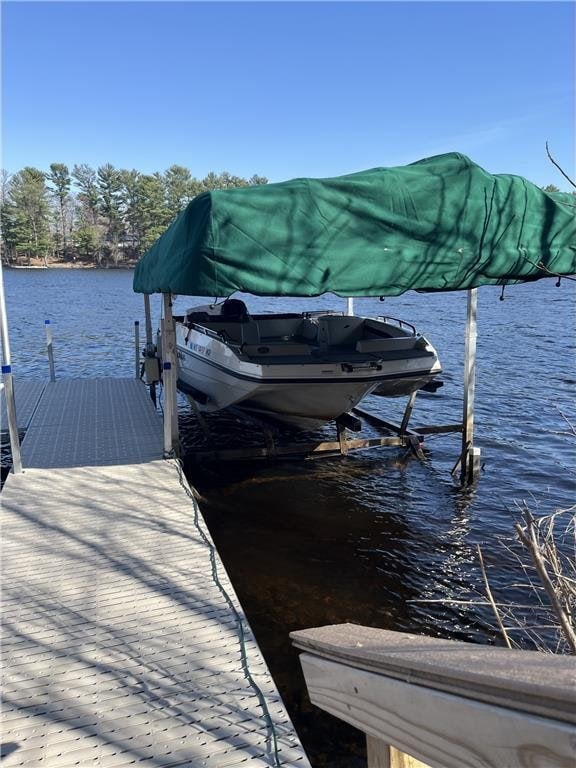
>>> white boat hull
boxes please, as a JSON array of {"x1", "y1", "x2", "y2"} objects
[
  {"x1": 176, "y1": 340, "x2": 386, "y2": 420},
  {"x1": 174, "y1": 313, "x2": 441, "y2": 427}
]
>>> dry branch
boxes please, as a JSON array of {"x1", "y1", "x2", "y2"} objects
[
  {"x1": 514, "y1": 506, "x2": 576, "y2": 654},
  {"x1": 546, "y1": 141, "x2": 576, "y2": 189},
  {"x1": 477, "y1": 545, "x2": 513, "y2": 649}
]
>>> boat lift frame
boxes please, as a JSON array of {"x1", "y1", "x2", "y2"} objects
[
  {"x1": 183, "y1": 407, "x2": 425, "y2": 465},
  {"x1": 152, "y1": 288, "x2": 480, "y2": 483}
]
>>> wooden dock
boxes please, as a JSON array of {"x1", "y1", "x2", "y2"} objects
[{"x1": 1, "y1": 378, "x2": 309, "y2": 767}]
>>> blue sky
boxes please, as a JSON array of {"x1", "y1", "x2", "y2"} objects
[{"x1": 2, "y1": 1, "x2": 574, "y2": 187}]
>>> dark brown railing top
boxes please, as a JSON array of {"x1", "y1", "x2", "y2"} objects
[{"x1": 290, "y1": 624, "x2": 575, "y2": 725}]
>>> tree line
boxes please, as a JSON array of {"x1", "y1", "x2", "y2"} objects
[
  {"x1": 1, "y1": 165, "x2": 569, "y2": 269},
  {"x1": 0, "y1": 164, "x2": 268, "y2": 266}
]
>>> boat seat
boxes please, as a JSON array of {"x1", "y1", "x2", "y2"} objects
[
  {"x1": 240, "y1": 322, "x2": 260, "y2": 345},
  {"x1": 317, "y1": 316, "x2": 364, "y2": 348},
  {"x1": 295, "y1": 318, "x2": 319, "y2": 343},
  {"x1": 355, "y1": 337, "x2": 415, "y2": 353},
  {"x1": 221, "y1": 298, "x2": 250, "y2": 322}
]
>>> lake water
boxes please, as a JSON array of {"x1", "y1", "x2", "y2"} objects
[{"x1": 3, "y1": 267, "x2": 575, "y2": 767}]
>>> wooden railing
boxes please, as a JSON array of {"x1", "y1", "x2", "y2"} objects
[{"x1": 290, "y1": 623, "x2": 575, "y2": 768}]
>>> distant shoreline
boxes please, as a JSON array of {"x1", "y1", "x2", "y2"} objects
[{"x1": 5, "y1": 262, "x2": 136, "y2": 271}]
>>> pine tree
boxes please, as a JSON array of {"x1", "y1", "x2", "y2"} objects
[
  {"x1": 47, "y1": 163, "x2": 72, "y2": 256},
  {"x1": 2, "y1": 168, "x2": 51, "y2": 264},
  {"x1": 72, "y1": 164, "x2": 100, "y2": 226},
  {"x1": 164, "y1": 165, "x2": 201, "y2": 220},
  {"x1": 97, "y1": 163, "x2": 124, "y2": 264}
]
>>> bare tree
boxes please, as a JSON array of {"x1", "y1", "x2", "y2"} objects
[{"x1": 546, "y1": 141, "x2": 576, "y2": 190}]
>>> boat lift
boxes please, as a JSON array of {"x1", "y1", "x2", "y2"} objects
[
  {"x1": 172, "y1": 373, "x2": 461, "y2": 469},
  {"x1": 142, "y1": 290, "x2": 478, "y2": 484},
  {"x1": 132, "y1": 156, "x2": 575, "y2": 486},
  {"x1": 132, "y1": 159, "x2": 575, "y2": 487}
]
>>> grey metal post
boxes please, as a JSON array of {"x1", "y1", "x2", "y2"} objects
[
  {"x1": 160, "y1": 317, "x2": 170, "y2": 456},
  {"x1": 0, "y1": 260, "x2": 23, "y2": 473},
  {"x1": 134, "y1": 321, "x2": 140, "y2": 379},
  {"x1": 346, "y1": 297, "x2": 354, "y2": 316},
  {"x1": 400, "y1": 390, "x2": 418, "y2": 435},
  {"x1": 460, "y1": 288, "x2": 480, "y2": 485},
  {"x1": 162, "y1": 294, "x2": 179, "y2": 456},
  {"x1": 45, "y1": 319, "x2": 56, "y2": 382},
  {"x1": 166, "y1": 298, "x2": 179, "y2": 448},
  {"x1": 143, "y1": 294, "x2": 154, "y2": 353}
]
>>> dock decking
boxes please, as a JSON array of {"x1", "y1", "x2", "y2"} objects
[
  {"x1": 1, "y1": 378, "x2": 309, "y2": 767},
  {"x1": 1, "y1": 379, "x2": 46, "y2": 435}
]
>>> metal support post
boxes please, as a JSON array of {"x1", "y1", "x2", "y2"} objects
[
  {"x1": 460, "y1": 288, "x2": 480, "y2": 485},
  {"x1": 143, "y1": 294, "x2": 154, "y2": 353},
  {"x1": 160, "y1": 317, "x2": 169, "y2": 454},
  {"x1": 45, "y1": 319, "x2": 56, "y2": 382},
  {"x1": 162, "y1": 358, "x2": 174, "y2": 457},
  {"x1": 143, "y1": 294, "x2": 158, "y2": 403},
  {"x1": 0, "y1": 260, "x2": 22, "y2": 473},
  {"x1": 134, "y1": 321, "x2": 140, "y2": 379},
  {"x1": 162, "y1": 293, "x2": 180, "y2": 456},
  {"x1": 1, "y1": 365, "x2": 22, "y2": 474},
  {"x1": 337, "y1": 422, "x2": 348, "y2": 454},
  {"x1": 346, "y1": 297, "x2": 354, "y2": 316},
  {"x1": 400, "y1": 390, "x2": 418, "y2": 435}
]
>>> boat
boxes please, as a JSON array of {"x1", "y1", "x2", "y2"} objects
[{"x1": 173, "y1": 298, "x2": 441, "y2": 428}]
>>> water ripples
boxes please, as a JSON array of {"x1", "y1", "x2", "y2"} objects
[{"x1": 3, "y1": 268, "x2": 575, "y2": 767}]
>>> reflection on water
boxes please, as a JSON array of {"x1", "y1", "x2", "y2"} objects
[
  {"x1": 182, "y1": 420, "x2": 489, "y2": 767},
  {"x1": 3, "y1": 268, "x2": 576, "y2": 767}
]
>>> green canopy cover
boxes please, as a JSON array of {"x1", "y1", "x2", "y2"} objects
[{"x1": 133, "y1": 152, "x2": 575, "y2": 297}]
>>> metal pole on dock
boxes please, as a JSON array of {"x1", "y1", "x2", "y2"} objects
[
  {"x1": 160, "y1": 317, "x2": 170, "y2": 454},
  {"x1": 460, "y1": 288, "x2": 480, "y2": 485},
  {"x1": 143, "y1": 295, "x2": 158, "y2": 404},
  {"x1": 346, "y1": 297, "x2": 354, "y2": 316},
  {"x1": 143, "y1": 294, "x2": 154, "y2": 352},
  {"x1": 134, "y1": 321, "x2": 140, "y2": 379},
  {"x1": 0, "y1": 259, "x2": 23, "y2": 474},
  {"x1": 162, "y1": 294, "x2": 179, "y2": 456},
  {"x1": 45, "y1": 319, "x2": 56, "y2": 382}
]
